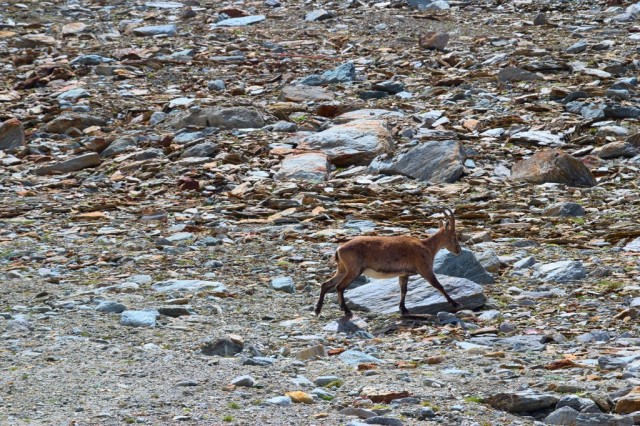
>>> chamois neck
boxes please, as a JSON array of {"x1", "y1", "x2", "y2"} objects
[{"x1": 423, "y1": 228, "x2": 448, "y2": 252}]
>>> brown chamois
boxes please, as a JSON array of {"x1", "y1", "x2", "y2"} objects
[{"x1": 315, "y1": 209, "x2": 462, "y2": 319}]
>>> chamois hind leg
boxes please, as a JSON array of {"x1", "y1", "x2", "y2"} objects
[
  {"x1": 398, "y1": 275, "x2": 410, "y2": 315},
  {"x1": 418, "y1": 268, "x2": 461, "y2": 309},
  {"x1": 335, "y1": 270, "x2": 362, "y2": 319},
  {"x1": 315, "y1": 268, "x2": 346, "y2": 316}
]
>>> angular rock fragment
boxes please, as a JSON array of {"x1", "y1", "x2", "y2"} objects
[
  {"x1": 120, "y1": 310, "x2": 158, "y2": 327},
  {"x1": 575, "y1": 413, "x2": 633, "y2": 426},
  {"x1": 509, "y1": 131, "x2": 564, "y2": 147},
  {"x1": 180, "y1": 141, "x2": 218, "y2": 158},
  {"x1": 624, "y1": 237, "x2": 640, "y2": 252},
  {"x1": 171, "y1": 107, "x2": 265, "y2": 130},
  {"x1": 615, "y1": 387, "x2": 640, "y2": 415},
  {"x1": 593, "y1": 142, "x2": 638, "y2": 159},
  {"x1": 334, "y1": 109, "x2": 404, "y2": 123},
  {"x1": 297, "y1": 119, "x2": 392, "y2": 166},
  {"x1": 544, "y1": 406, "x2": 579, "y2": 425},
  {"x1": 305, "y1": 9, "x2": 335, "y2": 21},
  {"x1": 132, "y1": 24, "x2": 177, "y2": 37},
  {"x1": 34, "y1": 153, "x2": 102, "y2": 175},
  {"x1": 0, "y1": 118, "x2": 25, "y2": 151},
  {"x1": 542, "y1": 202, "x2": 585, "y2": 217},
  {"x1": 212, "y1": 15, "x2": 266, "y2": 27},
  {"x1": 201, "y1": 338, "x2": 243, "y2": 356},
  {"x1": 498, "y1": 67, "x2": 543, "y2": 82},
  {"x1": 281, "y1": 85, "x2": 334, "y2": 102},
  {"x1": 369, "y1": 140, "x2": 464, "y2": 183},
  {"x1": 419, "y1": 31, "x2": 450, "y2": 50},
  {"x1": 151, "y1": 280, "x2": 226, "y2": 293},
  {"x1": 45, "y1": 114, "x2": 107, "y2": 134},
  {"x1": 534, "y1": 261, "x2": 586, "y2": 283},
  {"x1": 299, "y1": 62, "x2": 355, "y2": 86},
  {"x1": 511, "y1": 149, "x2": 597, "y2": 187},
  {"x1": 101, "y1": 137, "x2": 137, "y2": 158},
  {"x1": 338, "y1": 350, "x2": 384, "y2": 365},
  {"x1": 487, "y1": 391, "x2": 559, "y2": 413},
  {"x1": 345, "y1": 275, "x2": 485, "y2": 315},
  {"x1": 274, "y1": 152, "x2": 329, "y2": 182}
]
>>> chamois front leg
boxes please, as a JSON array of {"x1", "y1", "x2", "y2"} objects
[
  {"x1": 315, "y1": 271, "x2": 344, "y2": 316},
  {"x1": 419, "y1": 269, "x2": 461, "y2": 309},
  {"x1": 398, "y1": 275, "x2": 410, "y2": 315}
]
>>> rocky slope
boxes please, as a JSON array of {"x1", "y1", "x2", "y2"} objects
[{"x1": 1, "y1": 0, "x2": 640, "y2": 425}]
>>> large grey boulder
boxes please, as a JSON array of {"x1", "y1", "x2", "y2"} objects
[
  {"x1": 434, "y1": 248, "x2": 495, "y2": 284},
  {"x1": 297, "y1": 119, "x2": 392, "y2": 167},
  {"x1": 171, "y1": 107, "x2": 265, "y2": 130},
  {"x1": 345, "y1": 275, "x2": 485, "y2": 315},
  {"x1": 369, "y1": 140, "x2": 465, "y2": 183}
]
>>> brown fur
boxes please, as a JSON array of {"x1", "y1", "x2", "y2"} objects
[{"x1": 315, "y1": 209, "x2": 462, "y2": 318}]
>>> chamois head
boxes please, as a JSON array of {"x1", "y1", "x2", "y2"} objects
[{"x1": 439, "y1": 208, "x2": 461, "y2": 255}]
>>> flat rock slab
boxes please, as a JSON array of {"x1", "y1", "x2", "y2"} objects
[
  {"x1": 151, "y1": 280, "x2": 226, "y2": 293},
  {"x1": 132, "y1": 24, "x2": 177, "y2": 37},
  {"x1": 334, "y1": 109, "x2": 404, "y2": 123},
  {"x1": 509, "y1": 131, "x2": 564, "y2": 147},
  {"x1": 338, "y1": 349, "x2": 385, "y2": 365},
  {"x1": 34, "y1": 153, "x2": 101, "y2": 175},
  {"x1": 297, "y1": 119, "x2": 392, "y2": 167},
  {"x1": 369, "y1": 139, "x2": 465, "y2": 184},
  {"x1": 212, "y1": 15, "x2": 265, "y2": 27},
  {"x1": 434, "y1": 248, "x2": 495, "y2": 284},
  {"x1": 487, "y1": 391, "x2": 559, "y2": 413},
  {"x1": 171, "y1": 107, "x2": 265, "y2": 130},
  {"x1": 345, "y1": 275, "x2": 486, "y2": 315},
  {"x1": 511, "y1": 149, "x2": 597, "y2": 187},
  {"x1": 498, "y1": 67, "x2": 543, "y2": 82},
  {"x1": 281, "y1": 85, "x2": 335, "y2": 102}
]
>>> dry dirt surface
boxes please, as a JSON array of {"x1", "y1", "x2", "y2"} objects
[{"x1": 2, "y1": 0, "x2": 640, "y2": 425}]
